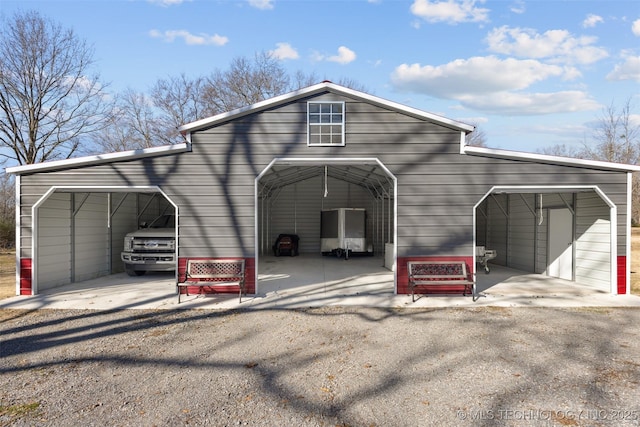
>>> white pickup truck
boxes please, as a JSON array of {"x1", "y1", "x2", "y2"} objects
[{"x1": 121, "y1": 214, "x2": 176, "y2": 276}]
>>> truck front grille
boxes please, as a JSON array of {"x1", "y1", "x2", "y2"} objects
[{"x1": 131, "y1": 238, "x2": 175, "y2": 253}]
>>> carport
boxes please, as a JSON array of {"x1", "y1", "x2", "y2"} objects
[
  {"x1": 475, "y1": 186, "x2": 616, "y2": 293},
  {"x1": 29, "y1": 186, "x2": 177, "y2": 295},
  {"x1": 255, "y1": 157, "x2": 397, "y2": 294},
  {"x1": 7, "y1": 82, "x2": 639, "y2": 301}
]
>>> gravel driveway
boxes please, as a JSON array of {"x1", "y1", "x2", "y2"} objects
[{"x1": 1, "y1": 307, "x2": 639, "y2": 426}]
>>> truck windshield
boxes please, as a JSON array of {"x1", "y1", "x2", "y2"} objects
[{"x1": 149, "y1": 214, "x2": 175, "y2": 228}]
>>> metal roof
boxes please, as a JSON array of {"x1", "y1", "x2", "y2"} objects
[
  {"x1": 463, "y1": 145, "x2": 640, "y2": 173},
  {"x1": 5, "y1": 143, "x2": 191, "y2": 175},
  {"x1": 258, "y1": 163, "x2": 393, "y2": 199}
]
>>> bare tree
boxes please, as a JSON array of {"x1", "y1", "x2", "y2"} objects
[
  {"x1": 464, "y1": 122, "x2": 487, "y2": 147},
  {"x1": 539, "y1": 99, "x2": 639, "y2": 164},
  {"x1": 131, "y1": 52, "x2": 371, "y2": 149},
  {"x1": 0, "y1": 171, "x2": 15, "y2": 249},
  {"x1": 203, "y1": 52, "x2": 292, "y2": 114},
  {"x1": 0, "y1": 10, "x2": 112, "y2": 165},
  {"x1": 537, "y1": 143, "x2": 584, "y2": 158},
  {"x1": 538, "y1": 98, "x2": 640, "y2": 223},
  {"x1": 150, "y1": 74, "x2": 207, "y2": 145},
  {"x1": 582, "y1": 99, "x2": 640, "y2": 165},
  {"x1": 94, "y1": 89, "x2": 161, "y2": 153}
]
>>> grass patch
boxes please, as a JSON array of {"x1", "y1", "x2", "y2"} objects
[
  {"x1": 0, "y1": 251, "x2": 15, "y2": 299},
  {"x1": 631, "y1": 228, "x2": 640, "y2": 296},
  {"x1": 0, "y1": 401, "x2": 41, "y2": 420}
]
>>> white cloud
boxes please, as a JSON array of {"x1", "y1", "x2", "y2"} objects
[
  {"x1": 270, "y1": 42, "x2": 299, "y2": 60},
  {"x1": 390, "y1": 56, "x2": 600, "y2": 115},
  {"x1": 248, "y1": 0, "x2": 274, "y2": 10},
  {"x1": 606, "y1": 55, "x2": 640, "y2": 82},
  {"x1": 391, "y1": 56, "x2": 566, "y2": 97},
  {"x1": 582, "y1": 14, "x2": 603, "y2": 28},
  {"x1": 317, "y1": 46, "x2": 357, "y2": 64},
  {"x1": 457, "y1": 91, "x2": 600, "y2": 115},
  {"x1": 149, "y1": 29, "x2": 228, "y2": 46},
  {"x1": 410, "y1": 0, "x2": 489, "y2": 24},
  {"x1": 509, "y1": 0, "x2": 525, "y2": 14},
  {"x1": 486, "y1": 26, "x2": 608, "y2": 65},
  {"x1": 147, "y1": 0, "x2": 190, "y2": 6},
  {"x1": 633, "y1": 18, "x2": 640, "y2": 36}
]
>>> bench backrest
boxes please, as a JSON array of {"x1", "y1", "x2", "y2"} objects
[
  {"x1": 408, "y1": 261, "x2": 469, "y2": 280},
  {"x1": 186, "y1": 259, "x2": 245, "y2": 279}
]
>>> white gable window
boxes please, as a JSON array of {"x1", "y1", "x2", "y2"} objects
[{"x1": 307, "y1": 101, "x2": 345, "y2": 146}]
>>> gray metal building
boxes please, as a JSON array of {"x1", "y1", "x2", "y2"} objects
[{"x1": 7, "y1": 82, "x2": 639, "y2": 297}]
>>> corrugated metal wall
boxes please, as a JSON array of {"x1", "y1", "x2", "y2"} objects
[
  {"x1": 575, "y1": 192, "x2": 611, "y2": 289},
  {"x1": 33, "y1": 189, "x2": 173, "y2": 288},
  {"x1": 37, "y1": 192, "x2": 72, "y2": 290},
  {"x1": 13, "y1": 88, "x2": 631, "y2": 294},
  {"x1": 508, "y1": 194, "x2": 536, "y2": 271},
  {"x1": 478, "y1": 191, "x2": 611, "y2": 290},
  {"x1": 486, "y1": 195, "x2": 508, "y2": 265},
  {"x1": 73, "y1": 193, "x2": 110, "y2": 282},
  {"x1": 262, "y1": 175, "x2": 378, "y2": 255}
]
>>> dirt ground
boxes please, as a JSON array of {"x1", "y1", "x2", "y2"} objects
[
  {"x1": 1, "y1": 229, "x2": 640, "y2": 299},
  {"x1": 2, "y1": 307, "x2": 640, "y2": 426}
]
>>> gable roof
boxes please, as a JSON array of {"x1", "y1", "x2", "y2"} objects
[
  {"x1": 178, "y1": 81, "x2": 476, "y2": 135},
  {"x1": 6, "y1": 82, "x2": 640, "y2": 176}
]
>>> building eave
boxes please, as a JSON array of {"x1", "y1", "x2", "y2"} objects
[
  {"x1": 5, "y1": 143, "x2": 190, "y2": 175},
  {"x1": 463, "y1": 145, "x2": 640, "y2": 172}
]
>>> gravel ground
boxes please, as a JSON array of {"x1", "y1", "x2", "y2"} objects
[{"x1": 1, "y1": 307, "x2": 639, "y2": 427}]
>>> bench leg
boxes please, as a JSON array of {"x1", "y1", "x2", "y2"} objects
[{"x1": 238, "y1": 280, "x2": 245, "y2": 303}]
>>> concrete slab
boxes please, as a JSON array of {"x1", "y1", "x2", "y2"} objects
[{"x1": 1, "y1": 255, "x2": 639, "y2": 310}]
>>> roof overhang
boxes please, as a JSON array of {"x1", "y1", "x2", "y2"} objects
[
  {"x1": 179, "y1": 81, "x2": 475, "y2": 135},
  {"x1": 5, "y1": 143, "x2": 190, "y2": 175},
  {"x1": 463, "y1": 145, "x2": 640, "y2": 173}
]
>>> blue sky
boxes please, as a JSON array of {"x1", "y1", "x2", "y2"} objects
[{"x1": 1, "y1": 0, "x2": 639, "y2": 153}]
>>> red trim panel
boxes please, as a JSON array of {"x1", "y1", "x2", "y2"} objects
[
  {"x1": 617, "y1": 256, "x2": 626, "y2": 295},
  {"x1": 177, "y1": 257, "x2": 256, "y2": 296},
  {"x1": 19, "y1": 258, "x2": 32, "y2": 295},
  {"x1": 397, "y1": 256, "x2": 474, "y2": 295}
]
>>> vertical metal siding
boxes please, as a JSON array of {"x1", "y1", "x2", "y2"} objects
[
  {"x1": 487, "y1": 194, "x2": 508, "y2": 265},
  {"x1": 267, "y1": 176, "x2": 374, "y2": 254},
  {"x1": 73, "y1": 193, "x2": 110, "y2": 282},
  {"x1": 535, "y1": 213, "x2": 548, "y2": 274},
  {"x1": 268, "y1": 177, "x2": 321, "y2": 254},
  {"x1": 508, "y1": 194, "x2": 536, "y2": 271},
  {"x1": 36, "y1": 192, "x2": 72, "y2": 290},
  {"x1": 575, "y1": 192, "x2": 611, "y2": 290}
]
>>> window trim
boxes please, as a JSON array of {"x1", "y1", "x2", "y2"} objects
[{"x1": 307, "y1": 101, "x2": 345, "y2": 147}]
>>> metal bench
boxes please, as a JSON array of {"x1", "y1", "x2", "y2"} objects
[
  {"x1": 177, "y1": 259, "x2": 245, "y2": 303},
  {"x1": 408, "y1": 261, "x2": 476, "y2": 302}
]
